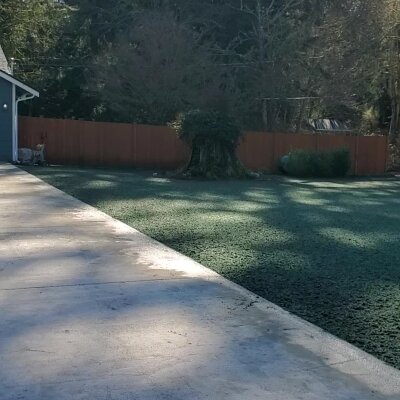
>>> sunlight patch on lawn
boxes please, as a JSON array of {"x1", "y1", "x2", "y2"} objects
[
  {"x1": 85, "y1": 180, "x2": 118, "y2": 189},
  {"x1": 195, "y1": 210, "x2": 261, "y2": 223},
  {"x1": 323, "y1": 205, "x2": 350, "y2": 213},
  {"x1": 145, "y1": 177, "x2": 172, "y2": 184},
  {"x1": 318, "y1": 227, "x2": 389, "y2": 249},
  {"x1": 242, "y1": 189, "x2": 279, "y2": 201},
  {"x1": 287, "y1": 191, "x2": 330, "y2": 206},
  {"x1": 226, "y1": 200, "x2": 278, "y2": 212}
]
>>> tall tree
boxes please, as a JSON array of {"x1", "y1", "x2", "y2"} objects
[
  {"x1": 93, "y1": 10, "x2": 223, "y2": 124},
  {"x1": 1, "y1": 0, "x2": 397, "y2": 138},
  {"x1": 0, "y1": 0, "x2": 69, "y2": 79},
  {"x1": 382, "y1": 0, "x2": 400, "y2": 141},
  {"x1": 0, "y1": 0, "x2": 72, "y2": 116}
]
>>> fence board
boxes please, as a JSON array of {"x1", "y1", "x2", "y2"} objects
[
  {"x1": 19, "y1": 117, "x2": 388, "y2": 176},
  {"x1": 237, "y1": 131, "x2": 275, "y2": 171},
  {"x1": 355, "y1": 135, "x2": 388, "y2": 176}
]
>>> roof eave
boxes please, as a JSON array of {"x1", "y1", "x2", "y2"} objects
[{"x1": 0, "y1": 70, "x2": 39, "y2": 98}]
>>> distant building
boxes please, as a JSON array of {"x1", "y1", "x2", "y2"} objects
[{"x1": 307, "y1": 119, "x2": 352, "y2": 134}]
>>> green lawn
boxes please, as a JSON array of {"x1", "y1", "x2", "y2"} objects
[{"x1": 24, "y1": 166, "x2": 400, "y2": 369}]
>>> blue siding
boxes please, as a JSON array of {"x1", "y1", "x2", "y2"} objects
[{"x1": 0, "y1": 78, "x2": 13, "y2": 161}]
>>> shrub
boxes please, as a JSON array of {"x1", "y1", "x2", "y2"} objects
[
  {"x1": 171, "y1": 109, "x2": 242, "y2": 148},
  {"x1": 330, "y1": 148, "x2": 351, "y2": 176},
  {"x1": 170, "y1": 110, "x2": 249, "y2": 178},
  {"x1": 284, "y1": 148, "x2": 350, "y2": 178}
]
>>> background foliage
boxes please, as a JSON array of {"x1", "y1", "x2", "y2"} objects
[{"x1": 1, "y1": 0, "x2": 399, "y2": 137}]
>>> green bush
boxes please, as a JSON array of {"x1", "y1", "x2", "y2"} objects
[
  {"x1": 170, "y1": 110, "x2": 248, "y2": 178},
  {"x1": 170, "y1": 109, "x2": 242, "y2": 149},
  {"x1": 330, "y1": 148, "x2": 351, "y2": 176},
  {"x1": 283, "y1": 148, "x2": 351, "y2": 178}
]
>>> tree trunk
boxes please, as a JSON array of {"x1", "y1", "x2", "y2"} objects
[
  {"x1": 262, "y1": 99, "x2": 269, "y2": 130},
  {"x1": 182, "y1": 140, "x2": 249, "y2": 179},
  {"x1": 295, "y1": 99, "x2": 307, "y2": 133},
  {"x1": 389, "y1": 98, "x2": 400, "y2": 143}
]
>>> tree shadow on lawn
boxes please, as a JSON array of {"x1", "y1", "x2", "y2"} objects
[
  {"x1": 235, "y1": 185, "x2": 400, "y2": 368},
  {"x1": 3, "y1": 275, "x2": 398, "y2": 399},
  {"x1": 3, "y1": 196, "x2": 399, "y2": 399},
  {"x1": 22, "y1": 165, "x2": 400, "y2": 368}
]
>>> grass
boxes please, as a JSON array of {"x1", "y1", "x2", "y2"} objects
[{"x1": 23, "y1": 165, "x2": 400, "y2": 369}]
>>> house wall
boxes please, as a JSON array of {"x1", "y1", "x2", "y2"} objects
[{"x1": 0, "y1": 78, "x2": 13, "y2": 161}]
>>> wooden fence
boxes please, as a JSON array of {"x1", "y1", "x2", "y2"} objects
[{"x1": 19, "y1": 116, "x2": 389, "y2": 176}]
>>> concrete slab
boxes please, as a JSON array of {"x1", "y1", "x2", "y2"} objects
[{"x1": 0, "y1": 163, "x2": 399, "y2": 400}]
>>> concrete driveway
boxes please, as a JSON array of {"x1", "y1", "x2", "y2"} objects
[{"x1": 0, "y1": 163, "x2": 399, "y2": 400}]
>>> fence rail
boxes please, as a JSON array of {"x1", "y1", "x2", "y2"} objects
[{"x1": 19, "y1": 116, "x2": 388, "y2": 176}]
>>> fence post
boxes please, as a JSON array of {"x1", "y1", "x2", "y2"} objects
[
  {"x1": 384, "y1": 135, "x2": 389, "y2": 173},
  {"x1": 354, "y1": 136, "x2": 359, "y2": 176},
  {"x1": 132, "y1": 123, "x2": 137, "y2": 165},
  {"x1": 271, "y1": 132, "x2": 276, "y2": 172}
]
